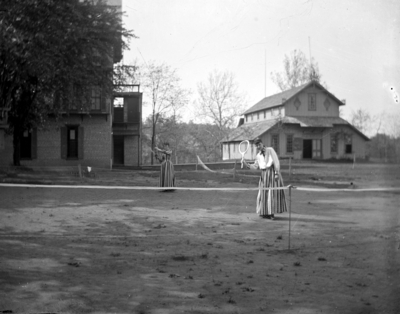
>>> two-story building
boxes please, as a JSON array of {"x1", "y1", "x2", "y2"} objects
[
  {"x1": 222, "y1": 80, "x2": 369, "y2": 161},
  {"x1": 0, "y1": 0, "x2": 143, "y2": 169}
]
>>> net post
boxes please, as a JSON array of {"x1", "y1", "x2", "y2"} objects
[
  {"x1": 233, "y1": 160, "x2": 236, "y2": 179},
  {"x1": 288, "y1": 185, "x2": 292, "y2": 250},
  {"x1": 196, "y1": 156, "x2": 198, "y2": 171}
]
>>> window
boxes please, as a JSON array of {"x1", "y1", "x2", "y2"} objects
[
  {"x1": 271, "y1": 134, "x2": 279, "y2": 154},
  {"x1": 308, "y1": 93, "x2": 316, "y2": 111},
  {"x1": 263, "y1": 110, "x2": 266, "y2": 118},
  {"x1": 294, "y1": 97, "x2": 301, "y2": 110},
  {"x1": 0, "y1": 108, "x2": 8, "y2": 125},
  {"x1": 91, "y1": 87, "x2": 101, "y2": 110},
  {"x1": 345, "y1": 134, "x2": 352, "y2": 154},
  {"x1": 330, "y1": 133, "x2": 338, "y2": 153},
  {"x1": 286, "y1": 134, "x2": 293, "y2": 153},
  {"x1": 324, "y1": 98, "x2": 331, "y2": 111},
  {"x1": 113, "y1": 97, "x2": 124, "y2": 123}
]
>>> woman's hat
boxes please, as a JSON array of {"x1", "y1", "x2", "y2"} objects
[{"x1": 254, "y1": 137, "x2": 262, "y2": 145}]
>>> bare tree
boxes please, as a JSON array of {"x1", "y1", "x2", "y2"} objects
[
  {"x1": 196, "y1": 70, "x2": 247, "y2": 131},
  {"x1": 371, "y1": 111, "x2": 385, "y2": 135},
  {"x1": 140, "y1": 62, "x2": 190, "y2": 164},
  {"x1": 195, "y1": 70, "x2": 247, "y2": 160},
  {"x1": 351, "y1": 108, "x2": 372, "y2": 135},
  {"x1": 271, "y1": 49, "x2": 325, "y2": 91},
  {"x1": 384, "y1": 112, "x2": 400, "y2": 138}
]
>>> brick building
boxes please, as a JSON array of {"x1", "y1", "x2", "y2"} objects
[{"x1": 0, "y1": 0, "x2": 143, "y2": 169}]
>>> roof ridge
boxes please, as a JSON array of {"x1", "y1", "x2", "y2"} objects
[{"x1": 243, "y1": 81, "x2": 314, "y2": 115}]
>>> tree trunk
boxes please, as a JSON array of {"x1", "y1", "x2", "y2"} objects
[
  {"x1": 151, "y1": 120, "x2": 156, "y2": 165},
  {"x1": 151, "y1": 112, "x2": 159, "y2": 165}
]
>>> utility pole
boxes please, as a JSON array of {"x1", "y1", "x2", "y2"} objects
[
  {"x1": 308, "y1": 36, "x2": 313, "y2": 76},
  {"x1": 264, "y1": 49, "x2": 267, "y2": 97}
]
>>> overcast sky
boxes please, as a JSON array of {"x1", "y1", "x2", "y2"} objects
[{"x1": 120, "y1": 0, "x2": 400, "y2": 123}]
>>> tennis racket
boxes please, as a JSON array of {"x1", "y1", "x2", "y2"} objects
[{"x1": 239, "y1": 140, "x2": 250, "y2": 168}]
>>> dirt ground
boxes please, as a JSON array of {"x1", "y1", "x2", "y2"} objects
[{"x1": 0, "y1": 162, "x2": 399, "y2": 314}]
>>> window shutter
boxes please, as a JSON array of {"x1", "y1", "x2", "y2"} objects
[
  {"x1": 61, "y1": 127, "x2": 67, "y2": 159},
  {"x1": 31, "y1": 128, "x2": 37, "y2": 159},
  {"x1": 78, "y1": 126, "x2": 84, "y2": 159}
]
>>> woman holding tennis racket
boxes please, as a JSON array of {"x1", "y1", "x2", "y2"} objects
[
  {"x1": 242, "y1": 137, "x2": 287, "y2": 219},
  {"x1": 154, "y1": 142, "x2": 176, "y2": 191}
]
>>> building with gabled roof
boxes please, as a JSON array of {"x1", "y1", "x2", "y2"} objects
[{"x1": 221, "y1": 80, "x2": 369, "y2": 161}]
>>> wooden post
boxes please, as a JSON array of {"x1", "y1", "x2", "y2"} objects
[
  {"x1": 352, "y1": 153, "x2": 356, "y2": 169},
  {"x1": 233, "y1": 160, "x2": 237, "y2": 179},
  {"x1": 78, "y1": 164, "x2": 82, "y2": 178},
  {"x1": 196, "y1": 157, "x2": 198, "y2": 171}
]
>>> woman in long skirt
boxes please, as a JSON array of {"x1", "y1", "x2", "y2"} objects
[
  {"x1": 243, "y1": 137, "x2": 287, "y2": 219},
  {"x1": 155, "y1": 142, "x2": 176, "y2": 191}
]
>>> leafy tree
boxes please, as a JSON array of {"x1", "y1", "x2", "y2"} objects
[
  {"x1": 271, "y1": 49, "x2": 324, "y2": 91},
  {"x1": 139, "y1": 62, "x2": 190, "y2": 164},
  {"x1": 149, "y1": 114, "x2": 190, "y2": 164},
  {"x1": 141, "y1": 118, "x2": 228, "y2": 165},
  {"x1": 368, "y1": 133, "x2": 400, "y2": 163},
  {"x1": 113, "y1": 61, "x2": 139, "y2": 92},
  {"x1": 188, "y1": 122, "x2": 224, "y2": 162},
  {"x1": 0, "y1": 0, "x2": 134, "y2": 165}
]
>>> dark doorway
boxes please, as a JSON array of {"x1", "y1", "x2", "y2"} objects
[
  {"x1": 113, "y1": 135, "x2": 124, "y2": 165},
  {"x1": 20, "y1": 131, "x2": 31, "y2": 159},
  {"x1": 67, "y1": 126, "x2": 78, "y2": 158},
  {"x1": 303, "y1": 139, "x2": 312, "y2": 159}
]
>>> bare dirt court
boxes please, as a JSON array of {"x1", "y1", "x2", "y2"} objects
[{"x1": 0, "y1": 163, "x2": 399, "y2": 314}]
